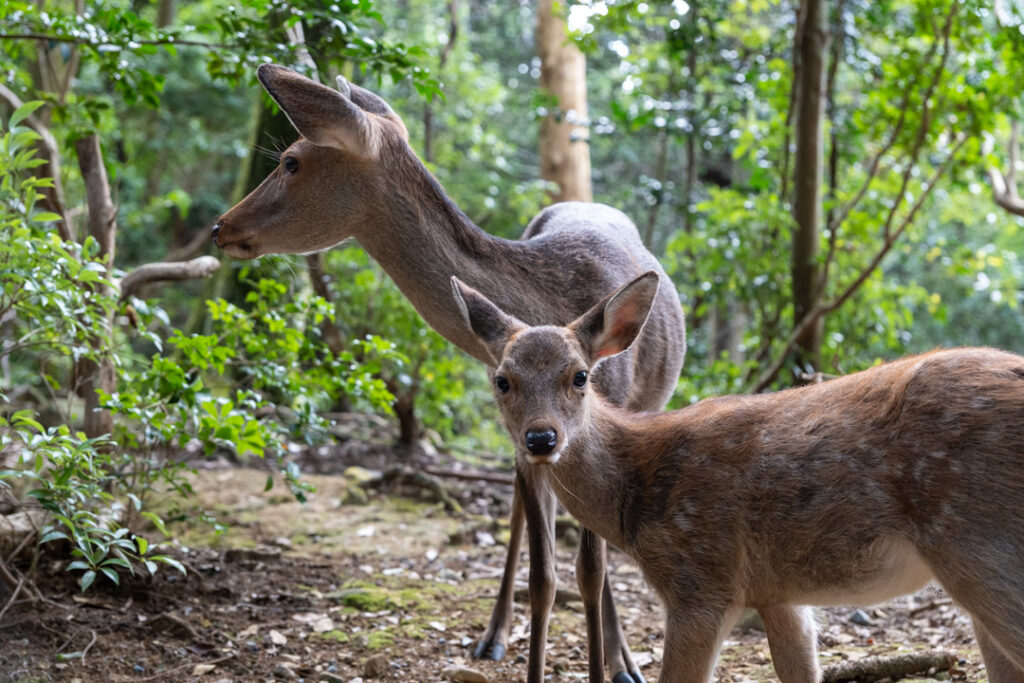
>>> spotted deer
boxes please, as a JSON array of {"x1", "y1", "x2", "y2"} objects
[
  {"x1": 452, "y1": 270, "x2": 1024, "y2": 683},
  {"x1": 213, "y1": 64, "x2": 686, "y2": 682}
]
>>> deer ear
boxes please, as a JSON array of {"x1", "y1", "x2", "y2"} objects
[
  {"x1": 257, "y1": 64, "x2": 378, "y2": 157},
  {"x1": 571, "y1": 271, "x2": 660, "y2": 365},
  {"x1": 451, "y1": 277, "x2": 525, "y2": 366}
]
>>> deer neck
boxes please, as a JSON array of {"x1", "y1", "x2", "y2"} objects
[{"x1": 352, "y1": 153, "x2": 520, "y2": 365}]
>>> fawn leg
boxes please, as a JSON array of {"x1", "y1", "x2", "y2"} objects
[
  {"x1": 659, "y1": 602, "x2": 740, "y2": 683},
  {"x1": 577, "y1": 528, "x2": 606, "y2": 682},
  {"x1": 973, "y1": 617, "x2": 1024, "y2": 683},
  {"x1": 474, "y1": 479, "x2": 526, "y2": 661},
  {"x1": 601, "y1": 574, "x2": 646, "y2": 683},
  {"x1": 521, "y1": 470, "x2": 559, "y2": 683},
  {"x1": 760, "y1": 605, "x2": 821, "y2": 683}
]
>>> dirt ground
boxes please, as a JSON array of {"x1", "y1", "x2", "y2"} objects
[{"x1": 0, "y1": 443, "x2": 989, "y2": 682}]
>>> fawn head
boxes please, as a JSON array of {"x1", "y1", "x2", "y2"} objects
[
  {"x1": 451, "y1": 272, "x2": 659, "y2": 465},
  {"x1": 213, "y1": 64, "x2": 410, "y2": 258}
]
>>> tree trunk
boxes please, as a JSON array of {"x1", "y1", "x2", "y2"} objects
[
  {"x1": 791, "y1": 0, "x2": 829, "y2": 372},
  {"x1": 74, "y1": 134, "x2": 117, "y2": 438},
  {"x1": 536, "y1": 0, "x2": 592, "y2": 203}
]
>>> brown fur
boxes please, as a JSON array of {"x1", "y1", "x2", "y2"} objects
[
  {"x1": 214, "y1": 65, "x2": 687, "y2": 682},
  {"x1": 455, "y1": 273, "x2": 1024, "y2": 683}
]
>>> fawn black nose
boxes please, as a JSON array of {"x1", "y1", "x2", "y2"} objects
[
  {"x1": 211, "y1": 222, "x2": 221, "y2": 245},
  {"x1": 525, "y1": 428, "x2": 558, "y2": 456}
]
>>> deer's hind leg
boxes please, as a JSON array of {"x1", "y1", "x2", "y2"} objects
[
  {"x1": 973, "y1": 617, "x2": 1024, "y2": 683},
  {"x1": 927, "y1": 538, "x2": 1024, "y2": 678}
]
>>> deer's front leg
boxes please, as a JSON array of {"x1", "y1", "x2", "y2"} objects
[
  {"x1": 474, "y1": 480, "x2": 526, "y2": 661},
  {"x1": 521, "y1": 470, "x2": 558, "y2": 683},
  {"x1": 577, "y1": 528, "x2": 606, "y2": 682},
  {"x1": 659, "y1": 601, "x2": 740, "y2": 683},
  {"x1": 759, "y1": 605, "x2": 820, "y2": 683}
]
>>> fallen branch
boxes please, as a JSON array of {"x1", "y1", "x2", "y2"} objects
[
  {"x1": 422, "y1": 466, "x2": 514, "y2": 486},
  {"x1": 822, "y1": 649, "x2": 957, "y2": 683},
  {"x1": 379, "y1": 467, "x2": 462, "y2": 514},
  {"x1": 0, "y1": 575, "x2": 24, "y2": 623},
  {"x1": 118, "y1": 256, "x2": 221, "y2": 300}
]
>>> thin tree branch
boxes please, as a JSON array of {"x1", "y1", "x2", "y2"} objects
[
  {"x1": 118, "y1": 256, "x2": 221, "y2": 301},
  {"x1": 751, "y1": 134, "x2": 969, "y2": 393},
  {"x1": 0, "y1": 82, "x2": 72, "y2": 242},
  {"x1": 0, "y1": 32, "x2": 232, "y2": 49},
  {"x1": 988, "y1": 119, "x2": 1024, "y2": 217}
]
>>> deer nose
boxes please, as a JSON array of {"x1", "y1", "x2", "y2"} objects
[
  {"x1": 211, "y1": 222, "x2": 221, "y2": 246},
  {"x1": 525, "y1": 428, "x2": 558, "y2": 456}
]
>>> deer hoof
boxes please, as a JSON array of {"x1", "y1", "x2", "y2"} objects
[
  {"x1": 612, "y1": 671, "x2": 646, "y2": 683},
  {"x1": 472, "y1": 640, "x2": 506, "y2": 661}
]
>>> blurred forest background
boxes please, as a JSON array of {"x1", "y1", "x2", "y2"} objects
[{"x1": 2, "y1": 0, "x2": 1024, "y2": 593}]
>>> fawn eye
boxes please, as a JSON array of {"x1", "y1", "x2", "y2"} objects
[
  {"x1": 573, "y1": 370, "x2": 588, "y2": 388},
  {"x1": 283, "y1": 156, "x2": 299, "y2": 174},
  {"x1": 495, "y1": 376, "x2": 511, "y2": 394}
]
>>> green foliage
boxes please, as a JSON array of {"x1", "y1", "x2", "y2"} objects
[
  {"x1": 327, "y1": 246, "x2": 501, "y2": 450},
  {"x1": 0, "y1": 102, "x2": 114, "y2": 400},
  {"x1": 0, "y1": 412, "x2": 184, "y2": 591},
  {"x1": 104, "y1": 269, "x2": 400, "y2": 500}
]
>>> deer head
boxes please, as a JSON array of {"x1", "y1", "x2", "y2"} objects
[
  {"x1": 451, "y1": 271, "x2": 659, "y2": 465},
  {"x1": 212, "y1": 64, "x2": 410, "y2": 258}
]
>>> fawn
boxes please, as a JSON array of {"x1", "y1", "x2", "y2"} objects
[{"x1": 451, "y1": 270, "x2": 1024, "y2": 683}]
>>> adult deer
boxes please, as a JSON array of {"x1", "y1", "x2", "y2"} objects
[
  {"x1": 213, "y1": 64, "x2": 686, "y2": 683},
  {"x1": 452, "y1": 271, "x2": 1024, "y2": 683}
]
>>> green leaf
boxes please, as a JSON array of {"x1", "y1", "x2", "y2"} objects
[
  {"x1": 10, "y1": 101, "x2": 45, "y2": 129},
  {"x1": 79, "y1": 570, "x2": 97, "y2": 592},
  {"x1": 39, "y1": 530, "x2": 69, "y2": 545},
  {"x1": 100, "y1": 567, "x2": 120, "y2": 585},
  {"x1": 150, "y1": 555, "x2": 186, "y2": 575}
]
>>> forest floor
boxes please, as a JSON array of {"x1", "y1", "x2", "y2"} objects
[{"x1": 0, "y1": 434, "x2": 988, "y2": 682}]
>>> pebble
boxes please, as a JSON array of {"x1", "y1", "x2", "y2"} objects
[
  {"x1": 441, "y1": 666, "x2": 489, "y2": 683},
  {"x1": 848, "y1": 608, "x2": 873, "y2": 626},
  {"x1": 272, "y1": 664, "x2": 297, "y2": 679},
  {"x1": 363, "y1": 653, "x2": 388, "y2": 678},
  {"x1": 318, "y1": 674, "x2": 345, "y2": 683}
]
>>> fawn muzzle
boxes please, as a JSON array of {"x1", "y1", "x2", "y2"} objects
[{"x1": 525, "y1": 428, "x2": 558, "y2": 457}]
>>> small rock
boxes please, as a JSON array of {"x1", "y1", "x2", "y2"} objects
[
  {"x1": 344, "y1": 466, "x2": 380, "y2": 485},
  {"x1": 224, "y1": 545, "x2": 281, "y2": 566},
  {"x1": 272, "y1": 663, "x2": 297, "y2": 679},
  {"x1": 441, "y1": 666, "x2": 489, "y2": 683},
  {"x1": 341, "y1": 485, "x2": 369, "y2": 506},
  {"x1": 269, "y1": 629, "x2": 288, "y2": 645},
  {"x1": 551, "y1": 659, "x2": 570, "y2": 674},
  {"x1": 363, "y1": 654, "x2": 388, "y2": 678},
  {"x1": 318, "y1": 674, "x2": 345, "y2": 683},
  {"x1": 192, "y1": 663, "x2": 218, "y2": 676},
  {"x1": 513, "y1": 654, "x2": 527, "y2": 665},
  {"x1": 848, "y1": 608, "x2": 872, "y2": 626}
]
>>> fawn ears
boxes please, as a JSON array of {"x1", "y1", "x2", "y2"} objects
[
  {"x1": 451, "y1": 277, "x2": 526, "y2": 366},
  {"x1": 570, "y1": 271, "x2": 660, "y2": 364},
  {"x1": 257, "y1": 64, "x2": 380, "y2": 157}
]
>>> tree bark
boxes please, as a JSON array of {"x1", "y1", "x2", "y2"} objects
[
  {"x1": 74, "y1": 134, "x2": 117, "y2": 438},
  {"x1": 536, "y1": 0, "x2": 592, "y2": 203},
  {"x1": 790, "y1": 0, "x2": 829, "y2": 372}
]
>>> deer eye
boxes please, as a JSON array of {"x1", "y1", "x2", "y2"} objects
[
  {"x1": 283, "y1": 156, "x2": 299, "y2": 174},
  {"x1": 495, "y1": 376, "x2": 510, "y2": 394},
  {"x1": 572, "y1": 370, "x2": 588, "y2": 388}
]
